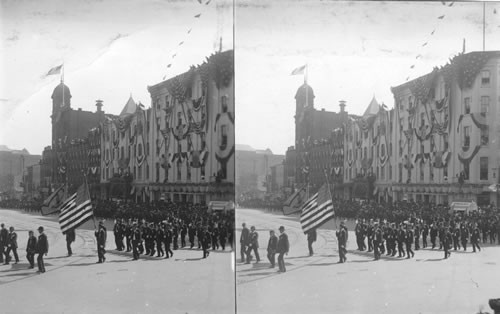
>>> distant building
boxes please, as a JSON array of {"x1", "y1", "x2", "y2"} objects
[
  {"x1": 236, "y1": 144, "x2": 284, "y2": 199},
  {"x1": 43, "y1": 81, "x2": 106, "y2": 191},
  {"x1": 291, "y1": 82, "x2": 348, "y2": 194},
  {"x1": 0, "y1": 145, "x2": 40, "y2": 198}
]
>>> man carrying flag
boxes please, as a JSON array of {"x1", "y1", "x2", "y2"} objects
[
  {"x1": 59, "y1": 182, "x2": 94, "y2": 237},
  {"x1": 300, "y1": 183, "x2": 334, "y2": 235}
]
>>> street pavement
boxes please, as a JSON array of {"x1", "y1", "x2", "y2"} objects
[
  {"x1": 0, "y1": 209, "x2": 235, "y2": 314},
  {"x1": 236, "y1": 208, "x2": 500, "y2": 314}
]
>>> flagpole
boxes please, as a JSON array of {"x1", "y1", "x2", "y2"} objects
[
  {"x1": 482, "y1": 2, "x2": 486, "y2": 51},
  {"x1": 323, "y1": 168, "x2": 336, "y2": 231},
  {"x1": 305, "y1": 64, "x2": 309, "y2": 107},
  {"x1": 61, "y1": 61, "x2": 65, "y2": 107},
  {"x1": 83, "y1": 171, "x2": 97, "y2": 229}
]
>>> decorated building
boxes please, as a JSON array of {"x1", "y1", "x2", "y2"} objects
[
  {"x1": 147, "y1": 50, "x2": 234, "y2": 204},
  {"x1": 343, "y1": 97, "x2": 394, "y2": 201},
  {"x1": 293, "y1": 83, "x2": 348, "y2": 193},
  {"x1": 390, "y1": 51, "x2": 500, "y2": 206},
  {"x1": 100, "y1": 50, "x2": 234, "y2": 204},
  {"x1": 45, "y1": 82, "x2": 106, "y2": 190}
]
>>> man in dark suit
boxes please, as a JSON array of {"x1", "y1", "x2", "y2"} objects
[
  {"x1": 405, "y1": 224, "x2": 414, "y2": 259},
  {"x1": 307, "y1": 228, "x2": 317, "y2": 256},
  {"x1": 471, "y1": 223, "x2": 481, "y2": 253},
  {"x1": 219, "y1": 224, "x2": 227, "y2": 251},
  {"x1": 188, "y1": 223, "x2": 196, "y2": 249},
  {"x1": 164, "y1": 224, "x2": 173, "y2": 259},
  {"x1": 336, "y1": 221, "x2": 348, "y2": 263},
  {"x1": 277, "y1": 226, "x2": 289, "y2": 272},
  {"x1": 95, "y1": 220, "x2": 107, "y2": 263},
  {"x1": 267, "y1": 230, "x2": 278, "y2": 268},
  {"x1": 36, "y1": 226, "x2": 48, "y2": 273},
  {"x1": 460, "y1": 224, "x2": 469, "y2": 251},
  {"x1": 26, "y1": 230, "x2": 37, "y2": 269},
  {"x1": 246, "y1": 226, "x2": 260, "y2": 264},
  {"x1": 240, "y1": 223, "x2": 250, "y2": 263},
  {"x1": 4, "y1": 226, "x2": 19, "y2": 264},
  {"x1": 0, "y1": 223, "x2": 8, "y2": 263},
  {"x1": 131, "y1": 222, "x2": 142, "y2": 260},
  {"x1": 156, "y1": 224, "x2": 165, "y2": 257},
  {"x1": 202, "y1": 226, "x2": 211, "y2": 259},
  {"x1": 65, "y1": 228, "x2": 76, "y2": 257}
]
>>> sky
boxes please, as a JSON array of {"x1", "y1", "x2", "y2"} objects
[
  {"x1": 0, "y1": 0, "x2": 233, "y2": 155},
  {"x1": 235, "y1": 0, "x2": 500, "y2": 155}
]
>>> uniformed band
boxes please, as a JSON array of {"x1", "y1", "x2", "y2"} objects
[{"x1": 0, "y1": 199, "x2": 234, "y2": 274}]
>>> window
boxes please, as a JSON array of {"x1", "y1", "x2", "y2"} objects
[
  {"x1": 463, "y1": 163, "x2": 470, "y2": 180},
  {"x1": 177, "y1": 112, "x2": 182, "y2": 125},
  {"x1": 420, "y1": 164, "x2": 424, "y2": 181},
  {"x1": 481, "y1": 127, "x2": 489, "y2": 146},
  {"x1": 444, "y1": 166, "x2": 448, "y2": 178},
  {"x1": 381, "y1": 165, "x2": 385, "y2": 180},
  {"x1": 138, "y1": 143, "x2": 142, "y2": 156},
  {"x1": 481, "y1": 70, "x2": 490, "y2": 86},
  {"x1": 420, "y1": 113, "x2": 425, "y2": 127},
  {"x1": 389, "y1": 164, "x2": 392, "y2": 180},
  {"x1": 187, "y1": 163, "x2": 191, "y2": 181},
  {"x1": 481, "y1": 96, "x2": 489, "y2": 116},
  {"x1": 120, "y1": 147, "x2": 124, "y2": 159},
  {"x1": 444, "y1": 134, "x2": 449, "y2": 151},
  {"x1": 363, "y1": 147, "x2": 367, "y2": 159},
  {"x1": 429, "y1": 164, "x2": 434, "y2": 181},
  {"x1": 165, "y1": 95, "x2": 170, "y2": 108},
  {"x1": 463, "y1": 126, "x2": 470, "y2": 148},
  {"x1": 220, "y1": 125, "x2": 228, "y2": 150},
  {"x1": 138, "y1": 165, "x2": 142, "y2": 180},
  {"x1": 133, "y1": 166, "x2": 136, "y2": 179},
  {"x1": 420, "y1": 143, "x2": 424, "y2": 154},
  {"x1": 480, "y1": 157, "x2": 488, "y2": 180},
  {"x1": 398, "y1": 163, "x2": 403, "y2": 183},
  {"x1": 156, "y1": 163, "x2": 160, "y2": 182},
  {"x1": 464, "y1": 97, "x2": 471, "y2": 114},
  {"x1": 146, "y1": 142, "x2": 149, "y2": 156},
  {"x1": 381, "y1": 144, "x2": 385, "y2": 157},
  {"x1": 177, "y1": 161, "x2": 182, "y2": 181},
  {"x1": 221, "y1": 95, "x2": 228, "y2": 113},
  {"x1": 128, "y1": 147, "x2": 130, "y2": 158}
]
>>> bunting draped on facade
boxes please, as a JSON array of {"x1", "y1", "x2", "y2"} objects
[{"x1": 458, "y1": 145, "x2": 481, "y2": 165}]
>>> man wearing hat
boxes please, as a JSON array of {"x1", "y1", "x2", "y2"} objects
[
  {"x1": 95, "y1": 220, "x2": 107, "y2": 263},
  {"x1": 36, "y1": 226, "x2": 48, "y2": 273},
  {"x1": 336, "y1": 221, "x2": 348, "y2": 263},
  {"x1": 26, "y1": 230, "x2": 37, "y2": 269},
  {"x1": 373, "y1": 222, "x2": 382, "y2": 261},
  {"x1": 0, "y1": 223, "x2": 8, "y2": 263},
  {"x1": 276, "y1": 226, "x2": 289, "y2": 272},
  {"x1": 246, "y1": 226, "x2": 260, "y2": 264},
  {"x1": 405, "y1": 224, "x2": 414, "y2": 259},
  {"x1": 267, "y1": 230, "x2": 278, "y2": 268},
  {"x1": 240, "y1": 223, "x2": 250, "y2": 263},
  {"x1": 4, "y1": 226, "x2": 19, "y2": 264}
]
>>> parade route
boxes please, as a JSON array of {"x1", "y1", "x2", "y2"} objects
[
  {"x1": 0, "y1": 209, "x2": 235, "y2": 314},
  {"x1": 236, "y1": 208, "x2": 500, "y2": 314}
]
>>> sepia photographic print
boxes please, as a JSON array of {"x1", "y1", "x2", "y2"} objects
[
  {"x1": 1, "y1": 0, "x2": 234, "y2": 313},
  {"x1": 235, "y1": 1, "x2": 500, "y2": 314}
]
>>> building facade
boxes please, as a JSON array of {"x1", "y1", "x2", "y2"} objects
[
  {"x1": 100, "y1": 50, "x2": 235, "y2": 204},
  {"x1": 389, "y1": 51, "x2": 500, "y2": 206}
]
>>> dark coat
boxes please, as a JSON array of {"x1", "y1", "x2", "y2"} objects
[
  {"x1": 277, "y1": 232, "x2": 289, "y2": 254},
  {"x1": 8, "y1": 231, "x2": 18, "y2": 249},
  {"x1": 37, "y1": 233, "x2": 49, "y2": 254},
  {"x1": 26, "y1": 236, "x2": 37, "y2": 253},
  {"x1": 240, "y1": 227, "x2": 250, "y2": 245},
  {"x1": 307, "y1": 229, "x2": 317, "y2": 242},
  {"x1": 249, "y1": 231, "x2": 259, "y2": 248},
  {"x1": 267, "y1": 234, "x2": 278, "y2": 253},
  {"x1": 95, "y1": 227, "x2": 107, "y2": 248},
  {"x1": 66, "y1": 229, "x2": 76, "y2": 243}
]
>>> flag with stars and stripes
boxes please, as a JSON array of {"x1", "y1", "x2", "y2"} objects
[
  {"x1": 300, "y1": 183, "x2": 334, "y2": 234},
  {"x1": 59, "y1": 182, "x2": 94, "y2": 234}
]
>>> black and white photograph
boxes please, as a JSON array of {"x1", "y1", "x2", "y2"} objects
[
  {"x1": 0, "y1": 0, "x2": 234, "y2": 313},
  {"x1": 235, "y1": 1, "x2": 500, "y2": 314}
]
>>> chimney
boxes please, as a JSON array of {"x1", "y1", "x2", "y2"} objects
[
  {"x1": 339, "y1": 100, "x2": 346, "y2": 113},
  {"x1": 95, "y1": 100, "x2": 103, "y2": 113}
]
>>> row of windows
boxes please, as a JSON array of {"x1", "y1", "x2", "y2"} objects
[
  {"x1": 348, "y1": 143, "x2": 391, "y2": 160},
  {"x1": 464, "y1": 96, "x2": 490, "y2": 115}
]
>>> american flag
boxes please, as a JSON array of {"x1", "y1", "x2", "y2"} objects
[
  {"x1": 300, "y1": 183, "x2": 334, "y2": 234},
  {"x1": 59, "y1": 183, "x2": 94, "y2": 234}
]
